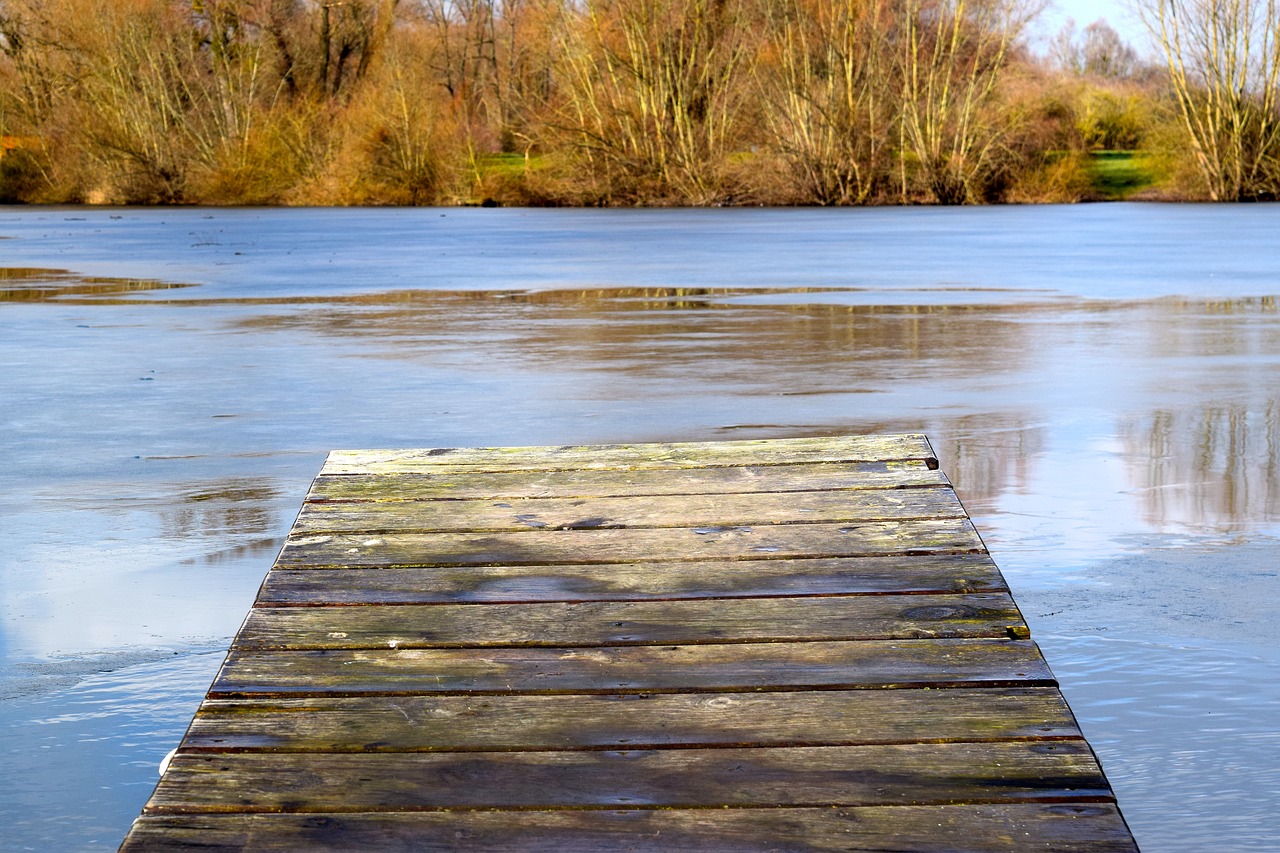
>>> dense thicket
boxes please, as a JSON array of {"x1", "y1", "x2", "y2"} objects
[{"x1": 0, "y1": 0, "x2": 1275, "y2": 204}]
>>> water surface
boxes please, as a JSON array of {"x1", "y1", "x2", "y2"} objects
[{"x1": 2, "y1": 205, "x2": 1279, "y2": 850}]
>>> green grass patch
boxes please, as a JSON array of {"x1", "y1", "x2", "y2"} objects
[
  {"x1": 1087, "y1": 150, "x2": 1160, "y2": 200},
  {"x1": 477, "y1": 152, "x2": 543, "y2": 178}
]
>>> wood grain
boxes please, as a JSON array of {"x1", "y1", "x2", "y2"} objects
[
  {"x1": 256, "y1": 553, "x2": 1009, "y2": 605},
  {"x1": 236, "y1": 593, "x2": 1028, "y2": 649},
  {"x1": 307, "y1": 459, "x2": 949, "y2": 502},
  {"x1": 210, "y1": 639, "x2": 1057, "y2": 697},
  {"x1": 292, "y1": 484, "x2": 964, "y2": 534},
  {"x1": 122, "y1": 803, "x2": 1139, "y2": 852},
  {"x1": 321, "y1": 434, "x2": 938, "y2": 475},
  {"x1": 276, "y1": 518, "x2": 984, "y2": 568},
  {"x1": 146, "y1": 741, "x2": 1112, "y2": 813},
  {"x1": 181, "y1": 686, "x2": 1080, "y2": 752}
]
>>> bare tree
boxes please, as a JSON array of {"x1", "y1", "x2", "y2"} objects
[
  {"x1": 760, "y1": 0, "x2": 893, "y2": 204},
  {"x1": 1052, "y1": 18, "x2": 1138, "y2": 78},
  {"x1": 0, "y1": 1, "x2": 65, "y2": 194},
  {"x1": 897, "y1": 0, "x2": 1041, "y2": 203},
  {"x1": 0, "y1": 2, "x2": 60, "y2": 128},
  {"x1": 191, "y1": 1, "x2": 284, "y2": 173},
  {"x1": 1081, "y1": 18, "x2": 1138, "y2": 77},
  {"x1": 309, "y1": 0, "x2": 400, "y2": 96},
  {"x1": 1142, "y1": 0, "x2": 1280, "y2": 199},
  {"x1": 73, "y1": 2, "x2": 205, "y2": 200},
  {"x1": 554, "y1": 0, "x2": 754, "y2": 203},
  {"x1": 358, "y1": 29, "x2": 459, "y2": 203}
]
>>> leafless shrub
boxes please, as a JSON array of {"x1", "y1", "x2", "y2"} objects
[
  {"x1": 758, "y1": 0, "x2": 894, "y2": 204},
  {"x1": 551, "y1": 0, "x2": 756, "y2": 204},
  {"x1": 1142, "y1": 0, "x2": 1280, "y2": 199}
]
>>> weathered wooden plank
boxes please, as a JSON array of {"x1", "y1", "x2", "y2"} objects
[
  {"x1": 122, "y1": 803, "x2": 1140, "y2": 853},
  {"x1": 211, "y1": 639, "x2": 1056, "y2": 697},
  {"x1": 322, "y1": 434, "x2": 937, "y2": 475},
  {"x1": 277, "y1": 518, "x2": 984, "y2": 569},
  {"x1": 256, "y1": 553, "x2": 1009, "y2": 605},
  {"x1": 180, "y1": 687, "x2": 1080, "y2": 752},
  {"x1": 292, "y1": 485, "x2": 963, "y2": 534},
  {"x1": 236, "y1": 593, "x2": 1027, "y2": 650},
  {"x1": 143, "y1": 741, "x2": 1111, "y2": 814},
  {"x1": 307, "y1": 460, "x2": 949, "y2": 502}
]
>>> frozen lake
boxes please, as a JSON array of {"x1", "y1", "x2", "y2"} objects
[{"x1": 2, "y1": 204, "x2": 1278, "y2": 850}]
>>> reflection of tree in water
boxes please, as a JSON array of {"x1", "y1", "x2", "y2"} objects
[
  {"x1": 159, "y1": 479, "x2": 280, "y2": 542},
  {"x1": 928, "y1": 418, "x2": 1047, "y2": 510},
  {"x1": 231, "y1": 288, "x2": 1051, "y2": 507},
  {"x1": 232, "y1": 287, "x2": 1037, "y2": 393},
  {"x1": 144, "y1": 479, "x2": 285, "y2": 568},
  {"x1": 64, "y1": 477, "x2": 286, "y2": 568},
  {"x1": 1118, "y1": 297, "x2": 1280, "y2": 533},
  {"x1": 1121, "y1": 402, "x2": 1280, "y2": 533},
  {"x1": 1144, "y1": 297, "x2": 1280, "y2": 360},
  {"x1": 182, "y1": 536, "x2": 283, "y2": 568}
]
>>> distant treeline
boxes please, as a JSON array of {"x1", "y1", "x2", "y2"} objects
[{"x1": 1, "y1": 0, "x2": 1278, "y2": 206}]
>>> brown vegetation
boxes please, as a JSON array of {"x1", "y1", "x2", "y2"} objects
[
  {"x1": 1142, "y1": 0, "x2": 1280, "y2": 200},
  {"x1": 0, "y1": 0, "x2": 1275, "y2": 205}
]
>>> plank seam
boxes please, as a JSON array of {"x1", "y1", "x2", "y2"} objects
[
  {"x1": 172, "y1": 734, "x2": 1091, "y2": 755},
  {"x1": 304, "y1": 483, "x2": 954, "y2": 505},
  {"x1": 206, "y1": 680, "x2": 1063, "y2": 699},
  {"x1": 290, "y1": 517, "x2": 969, "y2": 536},
  {"x1": 318, "y1": 457, "x2": 942, "y2": 477},
  {"x1": 142, "y1": 795, "x2": 1118, "y2": 817},
  {"x1": 274, "y1": 549, "x2": 988, "y2": 569},
  {"x1": 253, "y1": 589, "x2": 1012, "y2": 607}
]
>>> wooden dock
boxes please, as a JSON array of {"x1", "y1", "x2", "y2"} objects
[{"x1": 121, "y1": 434, "x2": 1138, "y2": 851}]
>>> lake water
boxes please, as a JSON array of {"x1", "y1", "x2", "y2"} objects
[{"x1": 2, "y1": 204, "x2": 1278, "y2": 850}]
